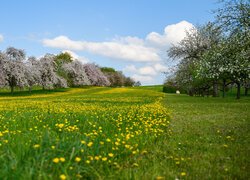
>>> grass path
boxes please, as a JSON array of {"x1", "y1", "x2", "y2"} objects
[{"x1": 162, "y1": 94, "x2": 250, "y2": 179}]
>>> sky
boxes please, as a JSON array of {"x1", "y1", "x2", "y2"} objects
[{"x1": 0, "y1": 0, "x2": 220, "y2": 85}]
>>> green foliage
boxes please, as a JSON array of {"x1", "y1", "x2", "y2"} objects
[
  {"x1": 100, "y1": 67, "x2": 116, "y2": 73},
  {"x1": 54, "y1": 52, "x2": 73, "y2": 66}
]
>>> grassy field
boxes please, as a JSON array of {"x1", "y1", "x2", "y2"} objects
[{"x1": 0, "y1": 86, "x2": 249, "y2": 179}]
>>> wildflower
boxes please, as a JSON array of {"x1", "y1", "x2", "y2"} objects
[
  {"x1": 94, "y1": 156, "x2": 100, "y2": 160},
  {"x1": 106, "y1": 138, "x2": 111, "y2": 142},
  {"x1": 100, "y1": 141, "x2": 104, "y2": 145},
  {"x1": 59, "y1": 174, "x2": 67, "y2": 180},
  {"x1": 53, "y1": 158, "x2": 60, "y2": 163},
  {"x1": 33, "y1": 144, "x2": 40, "y2": 148},
  {"x1": 60, "y1": 157, "x2": 65, "y2": 162},
  {"x1": 81, "y1": 140, "x2": 86, "y2": 144},
  {"x1": 86, "y1": 160, "x2": 90, "y2": 164},
  {"x1": 181, "y1": 172, "x2": 186, "y2": 176},
  {"x1": 102, "y1": 157, "x2": 107, "y2": 161},
  {"x1": 87, "y1": 142, "x2": 93, "y2": 147},
  {"x1": 156, "y1": 176, "x2": 164, "y2": 180},
  {"x1": 108, "y1": 153, "x2": 114, "y2": 157},
  {"x1": 75, "y1": 157, "x2": 81, "y2": 162},
  {"x1": 51, "y1": 145, "x2": 55, "y2": 149}
]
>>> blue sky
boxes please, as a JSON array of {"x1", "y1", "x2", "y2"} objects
[{"x1": 0, "y1": 0, "x2": 219, "y2": 85}]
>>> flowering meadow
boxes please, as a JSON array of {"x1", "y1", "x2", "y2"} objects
[{"x1": 0, "y1": 87, "x2": 171, "y2": 179}]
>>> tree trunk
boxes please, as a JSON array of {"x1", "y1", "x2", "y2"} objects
[
  {"x1": 213, "y1": 80, "x2": 219, "y2": 97},
  {"x1": 236, "y1": 82, "x2": 241, "y2": 99},
  {"x1": 222, "y1": 79, "x2": 226, "y2": 98},
  {"x1": 29, "y1": 86, "x2": 32, "y2": 93},
  {"x1": 11, "y1": 86, "x2": 14, "y2": 94},
  {"x1": 245, "y1": 87, "x2": 248, "y2": 96}
]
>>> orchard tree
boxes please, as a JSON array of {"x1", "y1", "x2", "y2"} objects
[
  {"x1": 0, "y1": 52, "x2": 7, "y2": 87},
  {"x1": 168, "y1": 23, "x2": 223, "y2": 96},
  {"x1": 2, "y1": 47, "x2": 28, "y2": 93},
  {"x1": 214, "y1": 0, "x2": 250, "y2": 98},
  {"x1": 62, "y1": 60, "x2": 90, "y2": 86},
  {"x1": 39, "y1": 54, "x2": 67, "y2": 89},
  {"x1": 83, "y1": 63, "x2": 110, "y2": 86}
]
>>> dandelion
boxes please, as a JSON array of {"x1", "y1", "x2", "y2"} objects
[
  {"x1": 86, "y1": 160, "x2": 90, "y2": 164},
  {"x1": 53, "y1": 158, "x2": 60, "y2": 163},
  {"x1": 87, "y1": 142, "x2": 93, "y2": 147},
  {"x1": 33, "y1": 144, "x2": 40, "y2": 148},
  {"x1": 75, "y1": 157, "x2": 81, "y2": 162},
  {"x1": 81, "y1": 140, "x2": 86, "y2": 144},
  {"x1": 108, "y1": 153, "x2": 114, "y2": 157},
  {"x1": 106, "y1": 138, "x2": 111, "y2": 142},
  {"x1": 51, "y1": 145, "x2": 55, "y2": 149},
  {"x1": 60, "y1": 157, "x2": 65, "y2": 162},
  {"x1": 59, "y1": 174, "x2": 67, "y2": 180},
  {"x1": 102, "y1": 157, "x2": 107, "y2": 161},
  {"x1": 181, "y1": 172, "x2": 186, "y2": 176}
]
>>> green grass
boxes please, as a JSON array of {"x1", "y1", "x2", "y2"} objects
[
  {"x1": 0, "y1": 86, "x2": 249, "y2": 179},
  {"x1": 161, "y1": 94, "x2": 250, "y2": 179}
]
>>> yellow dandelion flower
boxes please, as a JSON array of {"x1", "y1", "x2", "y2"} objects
[
  {"x1": 33, "y1": 144, "x2": 40, "y2": 148},
  {"x1": 94, "y1": 156, "x2": 100, "y2": 160},
  {"x1": 53, "y1": 158, "x2": 60, "y2": 163},
  {"x1": 51, "y1": 145, "x2": 55, "y2": 149},
  {"x1": 87, "y1": 142, "x2": 93, "y2": 147},
  {"x1": 86, "y1": 160, "x2": 90, "y2": 164},
  {"x1": 181, "y1": 172, "x2": 186, "y2": 176},
  {"x1": 60, "y1": 157, "x2": 65, "y2": 162},
  {"x1": 81, "y1": 140, "x2": 86, "y2": 144},
  {"x1": 100, "y1": 141, "x2": 104, "y2": 145},
  {"x1": 102, "y1": 157, "x2": 107, "y2": 161},
  {"x1": 108, "y1": 153, "x2": 114, "y2": 157},
  {"x1": 156, "y1": 176, "x2": 165, "y2": 180},
  {"x1": 106, "y1": 138, "x2": 111, "y2": 142},
  {"x1": 59, "y1": 174, "x2": 67, "y2": 180},
  {"x1": 75, "y1": 157, "x2": 81, "y2": 162}
]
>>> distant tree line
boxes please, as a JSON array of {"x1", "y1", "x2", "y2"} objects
[
  {"x1": 0, "y1": 49, "x2": 140, "y2": 93},
  {"x1": 164, "y1": 0, "x2": 250, "y2": 99}
]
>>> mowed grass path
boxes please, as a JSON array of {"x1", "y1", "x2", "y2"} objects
[
  {"x1": 162, "y1": 93, "x2": 250, "y2": 179},
  {"x1": 0, "y1": 86, "x2": 249, "y2": 179}
]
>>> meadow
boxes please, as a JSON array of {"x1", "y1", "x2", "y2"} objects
[{"x1": 0, "y1": 86, "x2": 249, "y2": 179}]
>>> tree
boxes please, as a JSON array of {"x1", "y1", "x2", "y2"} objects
[
  {"x1": 214, "y1": 0, "x2": 250, "y2": 99},
  {"x1": 25, "y1": 56, "x2": 42, "y2": 92},
  {"x1": 62, "y1": 60, "x2": 90, "y2": 86},
  {"x1": 39, "y1": 54, "x2": 67, "y2": 89},
  {"x1": 2, "y1": 47, "x2": 28, "y2": 93},
  {"x1": 83, "y1": 63, "x2": 110, "y2": 86},
  {"x1": 167, "y1": 23, "x2": 223, "y2": 96},
  {"x1": 0, "y1": 52, "x2": 7, "y2": 87}
]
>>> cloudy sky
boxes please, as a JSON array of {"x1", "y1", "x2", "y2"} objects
[{"x1": 0, "y1": 0, "x2": 219, "y2": 85}]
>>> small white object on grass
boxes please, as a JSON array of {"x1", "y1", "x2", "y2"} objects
[{"x1": 176, "y1": 90, "x2": 180, "y2": 94}]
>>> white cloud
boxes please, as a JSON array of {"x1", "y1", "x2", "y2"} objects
[
  {"x1": 62, "y1": 50, "x2": 89, "y2": 64},
  {"x1": 0, "y1": 34, "x2": 3, "y2": 42},
  {"x1": 132, "y1": 74, "x2": 154, "y2": 84},
  {"x1": 43, "y1": 36, "x2": 160, "y2": 62},
  {"x1": 138, "y1": 66, "x2": 157, "y2": 76},
  {"x1": 42, "y1": 20, "x2": 194, "y2": 85},
  {"x1": 153, "y1": 63, "x2": 170, "y2": 73},
  {"x1": 146, "y1": 20, "x2": 194, "y2": 48},
  {"x1": 123, "y1": 65, "x2": 137, "y2": 73}
]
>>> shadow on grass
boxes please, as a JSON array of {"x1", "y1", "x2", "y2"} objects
[{"x1": 0, "y1": 88, "x2": 70, "y2": 97}]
